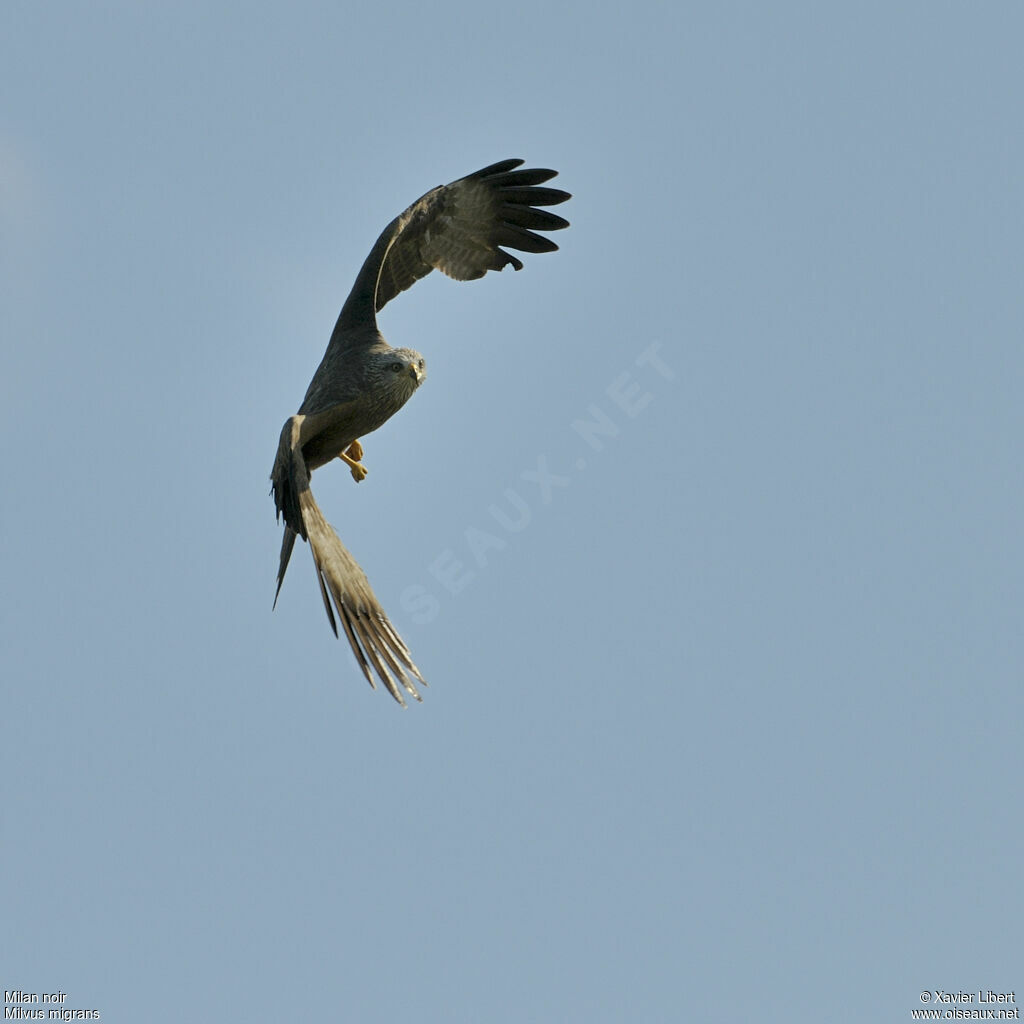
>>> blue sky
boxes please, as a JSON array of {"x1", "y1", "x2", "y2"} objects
[{"x1": 3, "y1": 3, "x2": 1022, "y2": 1022}]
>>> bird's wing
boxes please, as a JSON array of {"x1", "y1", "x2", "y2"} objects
[
  {"x1": 332, "y1": 158, "x2": 570, "y2": 336},
  {"x1": 271, "y1": 414, "x2": 425, "y2": 706}
]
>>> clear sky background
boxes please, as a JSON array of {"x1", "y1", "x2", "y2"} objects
[{"x1": 3, "y1": 3, "x2": 1022, "y2": 1022}]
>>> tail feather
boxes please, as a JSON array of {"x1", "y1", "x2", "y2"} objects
[{"x1": 273, "y1": 526, "x2": 298, "y2": 610}]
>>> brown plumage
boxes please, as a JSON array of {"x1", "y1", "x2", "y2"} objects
[{"x1": 271, "y1": 159, "x2": 570, "y2": 705}]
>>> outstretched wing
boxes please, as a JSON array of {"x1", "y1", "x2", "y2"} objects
[
  {"x1": 271, "y1": 414, "x2": 426, "y2": 706},
  {"x1": 333, "y1": 158, "x2": 570, "y2": 336}
]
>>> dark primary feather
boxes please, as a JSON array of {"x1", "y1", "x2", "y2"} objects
[{"x1": 332, "y1": 158, "x2": 570, "y2": 339}]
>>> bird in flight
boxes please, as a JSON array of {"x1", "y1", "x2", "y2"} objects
[{"x1": 271, "y1": 158, "x2": 571, "y2": 705}]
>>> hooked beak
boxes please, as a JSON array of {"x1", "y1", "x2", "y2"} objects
[{"x1": 408, "y1": 364, "x2": 421, "y2": 383}]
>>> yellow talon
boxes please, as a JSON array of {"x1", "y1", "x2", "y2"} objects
[
  {"x1": 338, "y1": 448, "x2": 368, "y2": 482},
  {"x1": 346, "y1": 439, "x2": 364, "y2": 461}
]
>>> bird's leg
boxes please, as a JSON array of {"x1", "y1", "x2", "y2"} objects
[
  {"x1": 338, "y1": 439, "x2": 367, "y2": 482},
  {"x1": 338, "y1": 450, "x2": 367, "y2": 482}
]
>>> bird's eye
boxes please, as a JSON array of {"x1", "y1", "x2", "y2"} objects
[
  {"x1": 390, "y1": 362, "x2": 403, "y2": 372},
  {"x1": 418, "y1": 359, "x2": 424, "y2": 368}
]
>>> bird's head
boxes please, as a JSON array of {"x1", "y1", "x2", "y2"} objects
[{"x1": 369, "y1": 346, "x2": 427, "y2": 400}]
